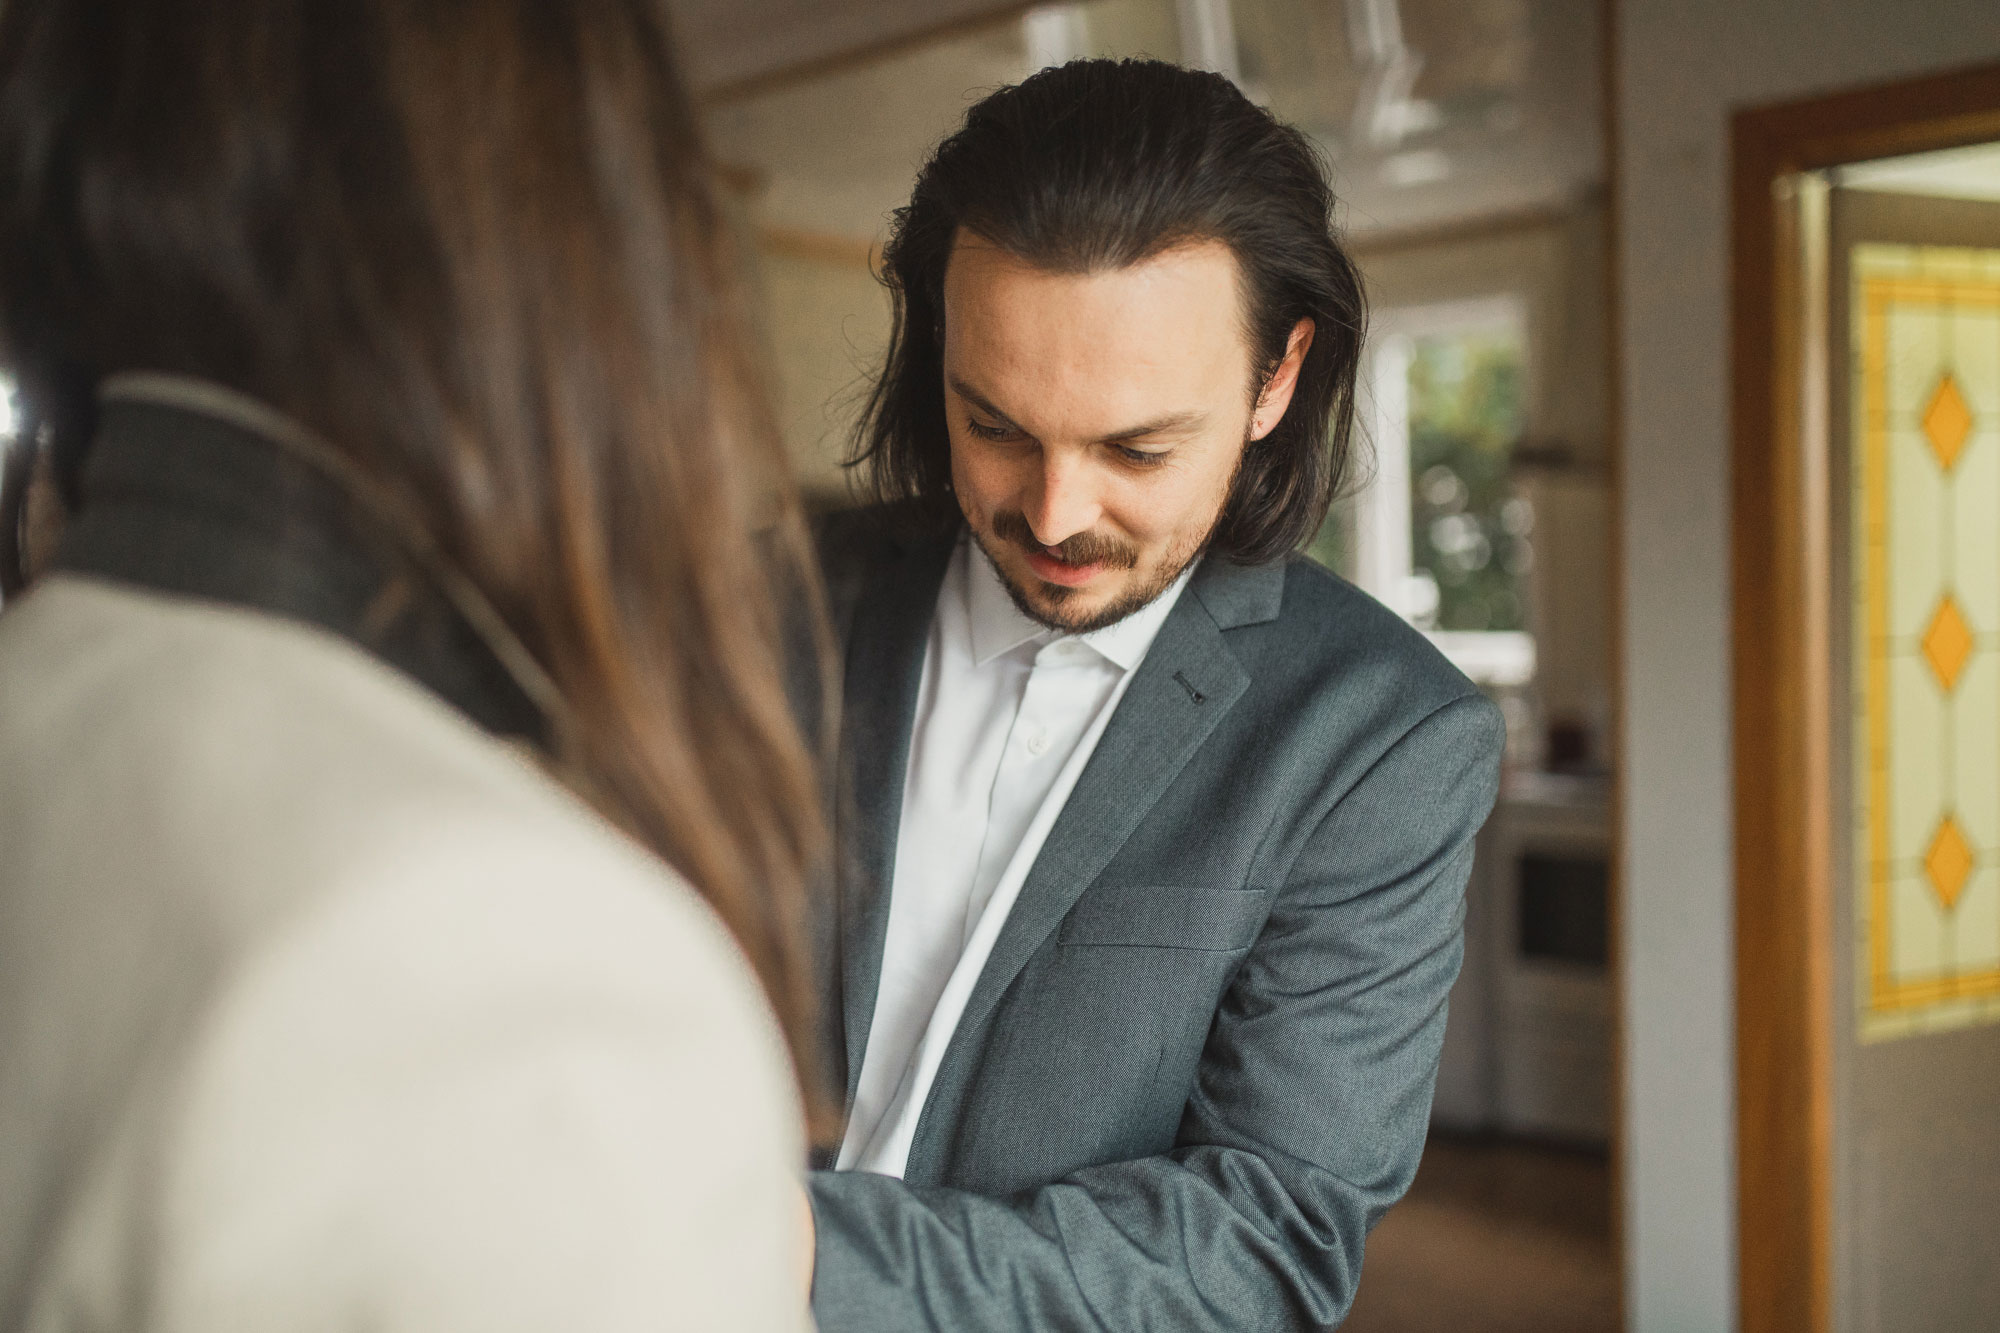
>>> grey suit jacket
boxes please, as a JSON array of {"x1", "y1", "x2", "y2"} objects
[{"x1": 806, "y1": 507, "x2": 1506, "y2": 1332}]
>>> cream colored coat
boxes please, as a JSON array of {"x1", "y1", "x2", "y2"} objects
[{"x1": 0, "y1": 575, "x2": 810, "y2": 1332}]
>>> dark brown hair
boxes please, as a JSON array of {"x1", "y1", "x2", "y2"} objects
[
  {"x1": 852, "y1": 58, "x2": 1368, "y2": 565},
  {"x1": 0, "y1": 0, "x2": 829, "y2": 1120}
]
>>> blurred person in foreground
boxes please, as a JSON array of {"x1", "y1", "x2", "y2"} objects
[
  {"x1": 805, "y1": 60, "x2": 1505, "y2": 1330},
  {"x1": 0, "y1": 2, "x2": 822, "y2": 1329}
]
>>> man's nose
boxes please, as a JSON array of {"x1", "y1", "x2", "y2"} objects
[{"x1": 1021, "y1": 450, "x2": 1102, "y2": 548}]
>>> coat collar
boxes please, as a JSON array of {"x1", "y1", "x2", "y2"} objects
[
  {"x1": 1189, "y1": 549, "x2": 1287, "y2": 631},
  {"x1": 50, "y1": 373, "x2": 548, "y2": 745}
]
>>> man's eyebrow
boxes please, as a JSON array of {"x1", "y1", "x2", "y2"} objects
[
  {"x1": 946, "y1": 376, "x2": 1024, "y2": 432},
  {"x1": 947, "y1": 375, "x2": 1206, "y2": 445},
  {"x1": 1094, "y1": 410, "x2": 1206, "y2": 445}
]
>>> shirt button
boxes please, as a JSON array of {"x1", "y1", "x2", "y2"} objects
[{"x1": 1024, "y1": 728, "x2": 1051, "y2": 756}]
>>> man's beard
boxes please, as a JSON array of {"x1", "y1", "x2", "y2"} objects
[{"x1": 971, "y1": 507, "x2": 1214, "y2": 635}]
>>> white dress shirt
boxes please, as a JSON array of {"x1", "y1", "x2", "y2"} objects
[{"x1": 837, "y1": 538, "x2": 1195, "y2": 1177}]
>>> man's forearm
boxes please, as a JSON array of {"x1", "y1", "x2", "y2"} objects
[{"x1": 807, "y1": 1145, "x2": 1381, "y2": 1333}]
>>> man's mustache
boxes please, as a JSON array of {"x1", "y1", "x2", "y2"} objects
[{"x1": 992, "y1": 510, "x2": 1139, "y2": 569}]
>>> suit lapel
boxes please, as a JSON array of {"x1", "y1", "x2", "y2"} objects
[
  {"x1": 923, "y1": 561, "x2": 1268, "y2": 1114},
  {"x1": 834, "y1": 534, "x2": 952, "y2": 1109}
]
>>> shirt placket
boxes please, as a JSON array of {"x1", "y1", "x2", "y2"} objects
[{"x1": 961, "y1": 641, "x2": 1095, "y2": 945}]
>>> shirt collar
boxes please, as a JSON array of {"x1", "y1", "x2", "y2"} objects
[{"x1": 961, "y1": 537, "x2": 1198, "y2": 673}]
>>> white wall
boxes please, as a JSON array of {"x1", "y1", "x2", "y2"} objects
[
  {"x1": 1617, "y1": 4, "x2": 2000, "y2": 1330},
  {"x1": 750, "y1": 245, "x2": 889, "y2": 501}
]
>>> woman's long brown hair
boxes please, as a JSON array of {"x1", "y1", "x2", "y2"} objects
[{"x1": 0, "y1": 0, "x2": 831, "y2": 1127}]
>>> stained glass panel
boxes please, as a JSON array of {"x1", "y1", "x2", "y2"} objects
[{"x1": 1853, "y1": 242, "x2": 2000, "y2": 1041}]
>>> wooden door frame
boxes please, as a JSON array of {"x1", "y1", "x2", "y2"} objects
[{"x1": 1730, "y1": 60, "x2": 2000, "y2": 1333}]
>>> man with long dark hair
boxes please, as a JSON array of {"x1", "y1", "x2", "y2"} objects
[{"x1": 806, "y1": 60, "x2": 1506, "y2": 1330}]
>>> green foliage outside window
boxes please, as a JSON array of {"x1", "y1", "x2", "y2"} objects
[
  {"x1": 1408, "y1": 332, "x2": 1530, "y2": 632},
  {"x1": 1303, "y1": 327, "x2": 1530, "y2": 634}
]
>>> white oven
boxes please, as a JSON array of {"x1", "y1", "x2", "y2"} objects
[{"x1": 1432, "y1": 771, "x2": 1611, "y2": 1144}]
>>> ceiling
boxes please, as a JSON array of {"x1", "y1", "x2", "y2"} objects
[{"x1": 702, "y1": 0, "x2": 1606, "y2": 245}]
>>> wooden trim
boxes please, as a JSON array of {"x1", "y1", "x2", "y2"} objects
[
  {"x1": 1346, "y1": 199, "x2": 1585, "y2": 258},
  {"x1": 1729, "y1": 58, "x2": 2000, "y2": 1333},
  {"x1": 757, "y1": 225, "x2": 880, "y2": 271},
  {"x1": 1732, "y1": 140, "x2": 1835, "y2": 1333},
  {"x1": 1739, "y1": 62, "x2": 2000, "y2": 177}
]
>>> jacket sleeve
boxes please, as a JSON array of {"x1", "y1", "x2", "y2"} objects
[{"x1": 808, "y1": 691, "x2": 1504, "y2": 1332}]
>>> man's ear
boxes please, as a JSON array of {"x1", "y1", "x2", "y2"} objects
[{"x1": 1249, "y1": 318, "x2": 1316, "y2": 442}]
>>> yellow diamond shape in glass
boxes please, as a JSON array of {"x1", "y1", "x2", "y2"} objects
[
  {"x1": 1922, "y1": 595, "x2": 1975, "y2": 694},
  {"x1": 1925, "y1": 816, "x2": 1975, "y2": 913},
  {"x1": 1922, "y1": 373, "x2": 1973, "y2": 472}
]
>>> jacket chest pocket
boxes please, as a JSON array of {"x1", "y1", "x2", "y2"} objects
[{"x1": 1057, "y1": 882, "x2": 1270, "y2": 952}]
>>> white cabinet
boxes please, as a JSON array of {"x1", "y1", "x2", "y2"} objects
[{"x1": 1433, "y1": 772, "x2": 1612, "y2": 1144}]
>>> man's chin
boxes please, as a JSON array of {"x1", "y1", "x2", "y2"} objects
[
  {"x1": 992, "y1": 553, "x2": 1161, "y2": 635},
  {"x1": 971, "y1": 523, "x2": 1204, "y2": 635},
  {"x1": 1014, "y1": 581, "x2": 1119, "y2": 634}
]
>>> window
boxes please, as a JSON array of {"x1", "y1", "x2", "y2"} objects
[{"x1": 1313, "y1": 296, "x2": 1535, "y2": 688}]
